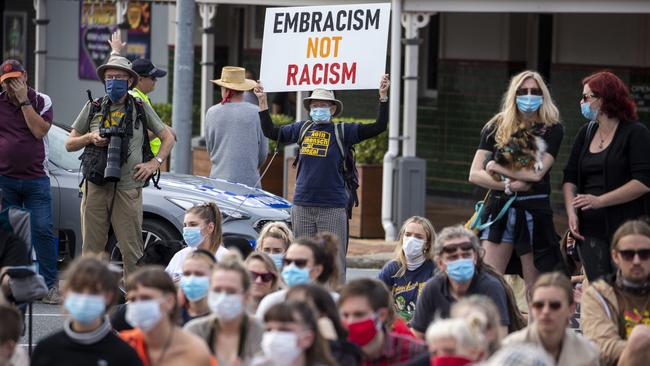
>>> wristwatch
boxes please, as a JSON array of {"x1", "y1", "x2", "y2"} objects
[
  {"x1": 154, "y1": 156, "x2": 164, "y2": 166},
  {"x1": 19, "y1": 100, "x2": 31, "y2": 108}
]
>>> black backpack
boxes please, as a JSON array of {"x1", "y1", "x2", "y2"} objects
[
  {"x1": 293, "y1": 121, "x2": 359, "y2": 219},
  {"x1": 79, "y1": 91, "x2": 160, "y2": 189}
]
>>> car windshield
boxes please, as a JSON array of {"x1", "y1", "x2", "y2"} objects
[{"x1": 48, "y1": 125, "x2": 81, "y2": 171}]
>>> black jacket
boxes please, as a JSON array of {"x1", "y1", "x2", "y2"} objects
[{"x1": 563, "y1": 120, "x2": 650, "y2": 239}]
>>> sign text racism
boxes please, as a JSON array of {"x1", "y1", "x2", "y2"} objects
[{"x1": 260, "y1": 3, "x2": 391, "y2": 92}]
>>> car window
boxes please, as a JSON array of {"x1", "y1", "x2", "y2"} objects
[{"x1": 48, "y1": 125, "x2": 82, "y2": 171}]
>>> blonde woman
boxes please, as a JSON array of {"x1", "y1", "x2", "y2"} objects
[
  {"x1": 469, "y1": 70, "x2": 564, "y2": 297},
  {"x1": 378, "y1": 216, "x2": 436, "y2": 323},
  {"x1": 255, "y1": 221, "x2": 294, "y2": 270}
]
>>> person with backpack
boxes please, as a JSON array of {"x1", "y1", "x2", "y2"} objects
[
  {"x1": 64, "y1": 56, "x2": 175, "y2": 279},
  {"x1": 253, "y1": 75, "x2": 390, "y2": 282}
]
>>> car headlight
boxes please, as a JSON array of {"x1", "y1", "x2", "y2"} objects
[
  {"x1": 221, "y1": 209, "x2": 251, "y2": 222},
  {"x1": 166, "y1": 197, "x2": 204, "y2": 211}
]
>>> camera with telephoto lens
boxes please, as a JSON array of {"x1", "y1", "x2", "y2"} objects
[{"x1": 99, "y1": 125, "x2": 127, "y2": 182}]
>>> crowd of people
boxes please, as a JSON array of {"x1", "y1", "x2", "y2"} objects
[{"x1": 1, "y1": 28, "x2": 650, "y2": 366}]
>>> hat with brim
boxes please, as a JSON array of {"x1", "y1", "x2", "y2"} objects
[
  {"x1": 0, "y1": 71, "x2": 22, "y2": 83},
  {"x1": 0, "y1": 59, "x2": 25, "y2": 83},
  {"x1": 96, "y1": 56, "x2": 140, "y2": 89},
  {"x1": 211, "y1": 66, "x2": 256, "y2": 91},
  {"x1": 303, "y1": 89, "x2": 343, "y2": 117}
]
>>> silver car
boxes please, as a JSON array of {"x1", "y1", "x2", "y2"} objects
[{"x1": 47, "y1": 124, "x2": 291, "y2": 264}]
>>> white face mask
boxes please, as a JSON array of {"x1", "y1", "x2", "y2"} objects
[
  {"x1": 207, "y1": 291, "x2": 244, "y2": 321},
  {"x1": 125, "y1": 299, "x2": 162, "y2": 331},
  {"x1": 261, "y1": 330, "x2": 302, "y2": 365},
  {"x1": 402, "y1": 236, "x2": 426, "y2": 270}
]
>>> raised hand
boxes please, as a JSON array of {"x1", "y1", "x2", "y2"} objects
[
  {"x1": 108, "y1": 31, "x2": 126, "y2": 55},
  {"x1": 379, "y1": 74, "x2": 390, "y2": 98}
]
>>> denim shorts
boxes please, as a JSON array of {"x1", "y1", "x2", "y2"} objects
[{"x1": 479, "y1": 195, "x2": 543, "y2": 245}]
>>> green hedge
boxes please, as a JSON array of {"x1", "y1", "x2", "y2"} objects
[{"x1": 149, "y1": 105, "x2": 387, "y2": 165}]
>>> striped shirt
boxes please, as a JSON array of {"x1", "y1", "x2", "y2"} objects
[{"x1": 0, "y1": 88, "x2": 53, "y2": 178}]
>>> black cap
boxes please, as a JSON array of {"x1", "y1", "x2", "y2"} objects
[{"x1": 131, "y1": 58, "x2": 167, "y2": 78}]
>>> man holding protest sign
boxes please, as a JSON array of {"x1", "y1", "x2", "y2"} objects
[
  {"x1": 254, "y1": 75, "x2": 389, "y2": 283},
  {"x1": 255, "y1": 3, "x2": 391, "y2": 283}
]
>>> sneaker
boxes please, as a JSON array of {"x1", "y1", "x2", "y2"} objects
[{"x1": 41, "y1": 287, "x2": 62, "y2": 305}]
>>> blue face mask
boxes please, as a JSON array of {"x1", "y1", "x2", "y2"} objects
[
  {"x1": 179, "y1": 275, "x2": 210, "y2": 302},
  {"x1": 105, "y1": 79, "x2": 129, "y2": 103},
  {"x1": 310, "y1": 107, "x2": 332, "y2": 123},
  {"x1": 581, "y1": 102, "x2": 599, "y2": 121},
  {"x1": 270, "y1": 253, "x2": 284, "y2": 270},
  {"x1": 64, "y1": 292, "x2": 106, "y2": 324},
  {"x1": 281, "y1": 264, "x2": 310, "y2": 287},
  {"x1": 445, "y1": 258, "x2": 475, "y2": 284},
  {"x1": 183, "y1": 226, "x2": 204, "y2": 248},
  {"x1": 516, "y1": 95, "x2": 543, "y2": 113}
]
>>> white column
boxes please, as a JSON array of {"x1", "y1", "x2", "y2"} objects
[
  {"x1": 115, "y1": 0, "x2": 129, "y2": 43},
  {"x1": 33, "y1": 0, "x2": 48, "y2": 92},
  {"x1": 199, "y1": 3, "x2": 217, "y2": 137},
  {"x1": 401, "y1": 12, "x2": 430, "y2": 157}
]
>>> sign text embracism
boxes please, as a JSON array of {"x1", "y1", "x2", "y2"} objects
[{"x1": 260, "y1": 3, "x2": 391, "y2": 92}]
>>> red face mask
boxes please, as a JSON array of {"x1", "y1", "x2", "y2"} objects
[
  {"x1": 345, "y1": 317, "x2": 378, "y2": 346},
  {"x1": 430, "y1": 355, "x2": 473, "y2": 366}
]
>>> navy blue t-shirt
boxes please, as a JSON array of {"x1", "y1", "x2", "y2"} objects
[
  {"x1": 378, "y1": 260, "x2": 436, "y2": 322},
  {"x1": 279, "y1": 121, "x2": 361, "y2": 207}
]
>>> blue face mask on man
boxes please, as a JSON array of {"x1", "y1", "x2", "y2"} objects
[
  {"x1": 445, "y1": 258, "x2": 475, "y2": 283},
  {"x1": 516, "y1": 95, "x2": 543, "y2": 113},
  {"x1": 310, "y1": 107, "x2": 332, "y2": 123},
  {"x1": 64, "y1": 292, "x2": 106, "y2": 324},
  {"x1": 281, "y1": 264, "x2": 310, "y2": 287},
  {"x1": 581, "y1": 102, "x2": 599, "y2": 121},
  {"x1": 105, "y1": 79, "x2": 129, "y2": 103}
]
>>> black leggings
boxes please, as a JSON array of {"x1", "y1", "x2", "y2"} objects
[{"x1": 577, "y1": 236, "x2": 614, "y2": 281}]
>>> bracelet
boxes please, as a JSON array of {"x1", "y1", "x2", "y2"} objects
[
  {"x1": 504, "y1": 180, "x2": 513, "y2": 195},
  {"x1": 379, "y1": 96, "x2": 388, "y2": 102}
]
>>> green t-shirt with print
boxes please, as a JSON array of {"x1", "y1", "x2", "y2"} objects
[{"x1": 71, "y1": 97, "x2": 165, "y2": 190}]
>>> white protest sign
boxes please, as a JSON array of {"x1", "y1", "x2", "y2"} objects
[{"x1": 259, "y1": 3, "x2": 391, "y2": 92}]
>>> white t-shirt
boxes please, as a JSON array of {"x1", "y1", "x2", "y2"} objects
[
  {"x1": 255, "y1": 287, "x2": 339, "y2": 319},
  {"x1": 165, "y1": 245, "x2": 229, "y2": 281}
]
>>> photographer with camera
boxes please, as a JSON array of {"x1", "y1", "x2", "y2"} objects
[{"x1": 65, "y1": 56, "x2": 174, "y2": 279}]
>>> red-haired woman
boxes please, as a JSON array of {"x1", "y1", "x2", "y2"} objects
[{"x1": 563, "y1": 70, "x2": 650, "y2": 281}]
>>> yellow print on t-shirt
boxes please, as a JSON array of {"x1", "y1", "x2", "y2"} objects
[
  {"x1": 623, "y1": 309, "x2": 650, "y2": 337},
  {"x1": 99, "y1": 110, "x2": 126, "y2": 128},
  {"x1": 300, "y1": 130, "x2": 330, "y2": 158}
]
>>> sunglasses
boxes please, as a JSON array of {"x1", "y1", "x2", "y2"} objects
[
  {"x1": 441, "y1": 242, "x2": 474, "y2": 254},
  {"x1": 283, "y1": 258, "x2": 308, "y2": 268},
  {"x1": 515, "y1": 88, "x2": 543, "y2": 96},
  {"x1": 581, "y1": 93, "x2": 598, "y2": 103},
  {"x1": 250, "y1": 271, "x2": 276, "y2": 283},
  {"x1": 617, "y1": 249, "x2": 650, "y2": 261},
  {"x1": 531, "y1": 300, "x2": 562, "y2": 311}
]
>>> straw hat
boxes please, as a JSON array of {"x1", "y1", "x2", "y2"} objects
[
  {"x1": 303, "y1": 89, "x2": 343, "y2": 117},
  {"x1": 96, "y1": 56, "x2": 139, "y2": 89},
  {"x1": 211, "y1": 66, "x2": 256, "y2": 91}
]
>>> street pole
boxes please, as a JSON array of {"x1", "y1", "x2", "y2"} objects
[
  {"x1": 199, "y1": 4, "x2": 217, "y2": 137},
  {"x1": 33, "y1": 0, "x2": 48, "y2": 92},
  {"x1": 171, "y1": 0, "x2": 196, "y2": 174}
]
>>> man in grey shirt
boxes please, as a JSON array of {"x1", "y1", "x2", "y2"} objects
[{"x1": 206, "y1": 66, "x2": 268, "y2": 187}]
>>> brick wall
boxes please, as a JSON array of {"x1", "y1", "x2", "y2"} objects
[{"x1": 417, "y1": 60, "x2": 650, "y2": 206}]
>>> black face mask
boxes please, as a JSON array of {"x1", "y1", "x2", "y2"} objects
[{"x1": 616, "y1": 270, "x2": 650, "y2": 296}]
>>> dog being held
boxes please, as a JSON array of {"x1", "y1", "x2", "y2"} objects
[{"x1": 491, "y1": 123, "x2": 547, "y2": 184}]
